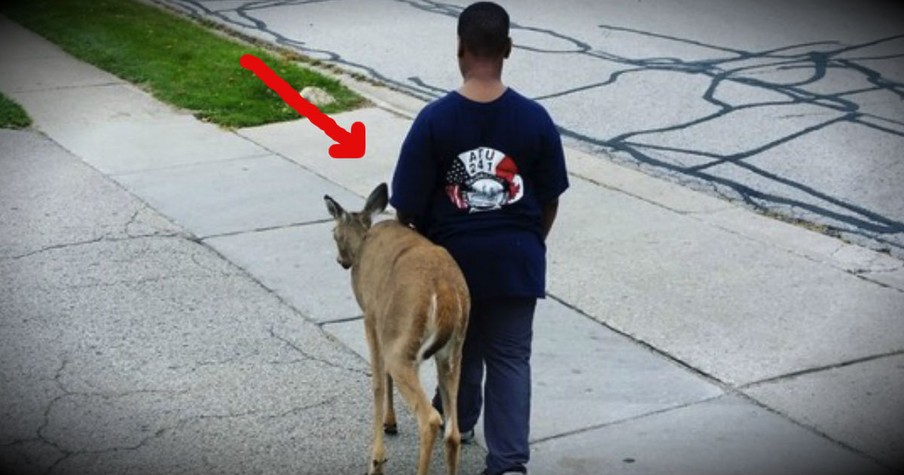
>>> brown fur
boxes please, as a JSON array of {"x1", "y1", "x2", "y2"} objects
[{"x1": 324, "y1": 183, "x2": 470, "y2": 475}]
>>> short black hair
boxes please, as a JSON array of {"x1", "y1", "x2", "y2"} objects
[{"x1": 457, "y1": 2, "x2": 510, "y2": 58}]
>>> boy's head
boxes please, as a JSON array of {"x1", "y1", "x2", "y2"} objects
[{"x1": 457, "y1": 2, "x2": 511, "y2": 61}]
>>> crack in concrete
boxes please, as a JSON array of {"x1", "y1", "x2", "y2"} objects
[
  {"x1": 16, "y1": 343, "x2": 346, "y2": 474},
  {"x1": 0, "y1": 438, "x2": 66, "y2": 475},
  {"x1": 26, "y1": 382, "x2": 339, "y2": 472},
  {"x1": 22, "y1": 358, "x2": 75, "y2": 475},
  {"x1": 46, "y1": 396, "x2": 340, "y2": 469},
  {"x1": 32, "y1": 274, "x2": 194, "y2": 292},
  {"x1": 267, "y1": 326, "x2": 369, "y2": 376},
  {"x1": 37, "y1": 419, "x2": 172, "y2": 474},
  {"x1": 125, "y1": 207, "x2": 142, "y2": 228},
  {"x1": 28, "y1": 357, "x2": 190, "y2": 457},
  {"x1": 9, "y1": 237, "x2": 107, "y2": 261},
  {"x1": 122, "y1": 207, "x2": 147, "y2": 238},
  {"x1": 4, "y1": 198, "x2": 190, "y2": 262},
  {"x1": 163, "y1": 355, "x2": 311, "y2": 375},
  {"x1": 7, "y1": 232, "x2": 186, "y2": 261}
]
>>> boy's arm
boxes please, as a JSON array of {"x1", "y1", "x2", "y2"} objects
[
  {"x1": 535, "y1": 112, "x2": 569, "y2": 241},
  {"x1": 391, "y1": 111, "x2": 435, "y2": 230},
  {"x1": 541, "y1": 199, "x2": 559, "y2": 241}
]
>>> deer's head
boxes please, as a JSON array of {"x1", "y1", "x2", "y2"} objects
[{"x1": 323, "y1": 183, "x2": 389, "y2": 270}]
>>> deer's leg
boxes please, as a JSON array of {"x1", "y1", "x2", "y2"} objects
[
  {"x1": 388, "y1": 359, "x2": 441, "y2": 475},
  {"x1": 365, "y1": 321, "x2": 387, "y2": 475},
  {"x1": 436, "y1": 341, "x2": 464, "y2": 475},
  {"x1": 384, "y1": 373, "x2": 398, "y2": 434}
]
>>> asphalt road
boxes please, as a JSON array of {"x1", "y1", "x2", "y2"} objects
[{"x1": 157, "y1": 0, "x2": 904, "y2": 258}]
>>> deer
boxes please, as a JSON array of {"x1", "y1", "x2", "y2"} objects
[{"x1": 323, "y1": 183, "x2": 471, "y2": 475}]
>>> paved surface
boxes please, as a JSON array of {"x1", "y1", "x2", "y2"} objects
[
  {"x1": 2, "y1": 11, "x2": 904, "y2": 475},
  {"x1": 154, "y1": 0, "x2": 904, "y2": 259}
]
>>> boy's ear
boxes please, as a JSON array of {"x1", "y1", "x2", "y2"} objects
[
  {"x1": 503, "y1": 37, "x2": 512, "y2": 59},
  {"x1": 324, "y1": 195, "x2": 347, "y2": 221},
  {"x1": 362, "y1": 183, "x2": 389, "y2": 217},
  {"x1": 457, "y1": 37, "x2": 464, "y2": 58}
]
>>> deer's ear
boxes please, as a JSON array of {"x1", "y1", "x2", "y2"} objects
[
  {"x1": 362, "y1": 183, "x2": 389, "y2": 217},
  {"x1": 324, "y1": 195, "x2": 347, "y2": 220}
]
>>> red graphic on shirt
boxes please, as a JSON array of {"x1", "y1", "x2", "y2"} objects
[
  {"x1": 495, "y1": 156, "x2": 522, "y2": 199},
  {"x1": 445, "y1": 147, "x2": 524, "y2": 212}
]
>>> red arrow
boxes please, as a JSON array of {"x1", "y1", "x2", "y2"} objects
[{"x1": 240, "y1": 54, "x2": 365, "y2": 159}]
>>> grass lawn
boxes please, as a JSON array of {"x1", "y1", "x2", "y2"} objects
[
  {"x1": 2, "y1": 0, "x2": 364, "y2": 128},
  {"x1": 0, "y1": 93, "x2": 32, "y2": 129}
]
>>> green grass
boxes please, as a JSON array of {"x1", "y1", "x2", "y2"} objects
[
  {"x1": 2, "y1": 0, "x2": 364, "y2": 128},
  {"x1": 0, "y1": 93, "x2": 32, "y2": 129}
]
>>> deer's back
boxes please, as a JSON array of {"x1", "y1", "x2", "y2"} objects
[{"x1": 352, "y1": 220, "x2": 468, "y2": 317}]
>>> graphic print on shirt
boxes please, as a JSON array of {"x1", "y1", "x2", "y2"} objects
[{"x1": 445, "y1": 146, "x2": 524, "y2": 212}]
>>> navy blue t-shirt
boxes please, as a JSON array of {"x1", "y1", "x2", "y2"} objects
[{"x1": 390, "y1": 88, "x2": 569, "y2": 299}]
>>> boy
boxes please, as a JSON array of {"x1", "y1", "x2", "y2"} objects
[{"x1": 390, "y1": 2, "x2": 568, "y2": 474}]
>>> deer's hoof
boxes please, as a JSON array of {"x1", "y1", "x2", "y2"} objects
[
  {"x1": 383, "y1": 423, "x2": 398, "y2": 435},
  {"x1": 367, "y1": 457, "x2": 387, "y2": 475}
]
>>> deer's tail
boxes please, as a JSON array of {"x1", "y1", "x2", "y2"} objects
[{"x1": 417, "y1": 283, "x2": 466, "y2": 362}]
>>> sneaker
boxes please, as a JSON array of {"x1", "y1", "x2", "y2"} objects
[
  {"x1": 440, "y1": 426, "x2": 476, "y2": 444},
  {"x1": 437, "y1": 414, "x2": 476, "y2": 444},
  {"x1": 480, "y1": 471, "x2": 525, "y2": 475}
]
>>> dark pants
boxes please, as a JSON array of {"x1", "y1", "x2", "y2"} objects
[{"x1": 435, "y1": 297, "x2": 536, "y2": 475}]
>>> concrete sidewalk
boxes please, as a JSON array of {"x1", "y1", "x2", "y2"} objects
[{"x1": 2, "y1": 14, "x2": 903, "y2": 475}]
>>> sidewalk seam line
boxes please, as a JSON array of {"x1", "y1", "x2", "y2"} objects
[
  {"x1": 188, "y1": 233, "x2": 372, "y2": 371},
  {"x1": 319, "y1": 315, "x2": 365, "y2": 326},
  {"x1": 529, "y1": 394, "x2": 726, "y2": 445},
  {"x1": 691, "y1": 213, "x2": 904, "y2": 287},
  {"x1": 853, "y1": 273, "x2": 904, "y2": 294},
  {"x1": 734, "y1": 390, "x2": 898, "y2": 471},
  {"x1": 568, "y1": 170, "x2": 699, "y2": 217},
  {"x1": 233, "y1": 130, "x2": 367, "y2": 200},
  {"x1": 109, "y1": 151, "x2": 274, "y2": 177},
  {"x1": 545, "y1": 292, "x2": 730, "y2": 389},
  {"x1": 739, "y1": 349, "x2": 904, "y2": 388},
  {"x1": 199, "y1": 219, "x2": 333, "y2": 241}
]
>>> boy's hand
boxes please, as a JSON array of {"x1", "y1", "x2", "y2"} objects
[{"x1": 396, "y1": 211, "x2": 416, "y2": 229}]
